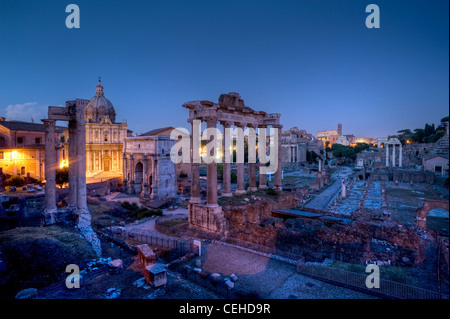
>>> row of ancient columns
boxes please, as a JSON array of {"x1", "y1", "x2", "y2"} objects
[
  {"x1": 385, "y1": 143, "x2": 403, "y2": 167},
  {"x1": 43, "y1": 118, "x2": 88, "y2": 224},
  {"x1": 189, "y1": 119, "x2": 282, "y2": 207},
  {"x1": 122, "y1": 154, "x2": 159, "y2": 199}
]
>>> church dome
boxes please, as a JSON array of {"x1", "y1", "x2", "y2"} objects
[{"x1": 85, "y1": 79, "x2": 116, "y2": 123}]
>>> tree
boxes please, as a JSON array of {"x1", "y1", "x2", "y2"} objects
[
  {"x1": 354, "y1": 143, "x2": 370, "y2": 153},
  {"x1": 307, "y1": 150, "x2": 318, "y2": 164},
  {"x1": 5, "y1": 175, "x2": 25, "y2": 187},
  {"x1": 331, "y1": 144, "x2": 356, "y2": 161},
  {"x1": 55, "y1": 167, "x2": 69, "y2": 188},
  {"x1": 397, "y1": 129, "x2": 413, "y2": 144}
]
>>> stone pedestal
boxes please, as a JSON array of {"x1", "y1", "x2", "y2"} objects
[
  {"x1": 144, "y1": 263, "x2": 167, "y2": 288},
  {"x1": 188, "y1": 203, "x2": 225, "y2": 233}
]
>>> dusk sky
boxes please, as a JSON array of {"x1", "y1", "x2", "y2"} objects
[{"x1": 0, "y1": 0, "x2": 448, "y2": 138}]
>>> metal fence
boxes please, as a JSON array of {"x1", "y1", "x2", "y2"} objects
[
  {"x1": 182, "y1": 266, "x2": 232, "y2": 299},
  {"x1": 220, "y1": 237, "x2": 303, "y2": 263},
  {"x1": 297, "y1": 264, "x2": 449, "y2": 299},
  {"x1": 111, "y1": 228, "x2": 195, "y2": 255}
]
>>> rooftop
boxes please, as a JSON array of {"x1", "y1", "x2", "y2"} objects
[{"x1": 0, "y1": 120, "x2": 65, "y2": 133}]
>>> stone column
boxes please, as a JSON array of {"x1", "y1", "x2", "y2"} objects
[
  {"x1": 318, "y1": 159, "x2": 322, "y2": 172},
  {"x1": 68, "y1": 120, "x2": 78, "y2": 210},
  {"x1": 235, "y1": 123, "x2": 246, "y2": 195},
  {"x1": 341, "y1": 178, "x2": 347, "y2": 198},
  {"x1": 221, "y1": 121, "x2": 232, "y2": 196},
  {"x1": 142, "y1": 155, "x2": 150, "y2": 199},
  {"x1": 392, "y1": 144, "x2": 396, "y2": 167},
  {"x1": 190, "y1": 120, "x2": 201, "y2": 203},
  {"x1": 247, "y1": 124, "x2": 257, "y2": 191},
  {"x1": 76, "y1": 115, "x2": 89, "y2": 220},
  {"x1": 206, "y1": 118, "x2": 218, "y2": 206},
  {"x1": 274, "y1": 124, "x2": 283, "y2": 191},
  {"x1": 42, "y1": 119, "x2": 57, "y2": 225},
  {"x1": 151, "y1": 158, "x2": 159, "y2": 199},
  {"x1": 385, "y1": 144, "x2": 389, "y2": 167},
  {"x1": 122, "y1": 153, "x2": 128, "y2": 192},
  {"x1": 258, "y1": 125, "x2": 268, "y2": 190},
  {"x1": 86, "y1": 149, "x2": 90, "y2": 172},
  {"x1": 127, "y1": 154, "x2": 135, "y2": 194},
  {"x1": 399, "y1": 144, "x2": 403, "y2": 167}
]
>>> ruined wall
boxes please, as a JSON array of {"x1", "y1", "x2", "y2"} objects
[
  {"x1": 222, "y1": 193, "x2": 297, "y2": 247},
  {"x1": 277, "y1": 218, "x2": 424, "y2": 265},
  {"x1": 371, "y1": 169, "x2": 435, "y2": 183}
]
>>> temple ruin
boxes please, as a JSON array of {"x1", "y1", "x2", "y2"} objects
[{"x1": 182, "y1": 93, "x2": 282, "y2": 233}]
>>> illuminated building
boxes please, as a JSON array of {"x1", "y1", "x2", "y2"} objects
[{"x1": 0, "y1": 118, "x2": 64, "y2": 180}]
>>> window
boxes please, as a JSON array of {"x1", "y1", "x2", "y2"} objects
[
  {"x1": 35, "y1": 137, "x2": 42, "y2": 144},
  {"x1": 17, "y1": 137, "x2": 24, "y2": 144},
  {"x1": 0, "y1": 137, "x2": 4, "y2": 147},
  {"x1": 0, "y1": 151, "x2": 3, "y2": 159}
]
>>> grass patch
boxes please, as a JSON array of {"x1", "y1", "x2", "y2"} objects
[
  {"x1": 156, "y1": 218, "x2": 189, "y2": 236},
  {"x1": 330, "y1": 260, "x2": 419, "y2": 286},
  {"x1": 119, "y1": 201, "x2": 162, "y2": 220},
  {"x1": 0, "y1": 225, "x2": 97, "y2": 298}
]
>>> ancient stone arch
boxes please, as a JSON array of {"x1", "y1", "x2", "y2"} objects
[{"x1": 416, "y1": 199, "x2": 450, "y2": 228}]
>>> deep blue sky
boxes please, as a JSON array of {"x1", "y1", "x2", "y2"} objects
[{"x1": 0, "y1": 0, "x2": 448, "y2": 137}]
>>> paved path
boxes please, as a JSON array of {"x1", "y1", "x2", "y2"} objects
[{"x1": 303, "y1": 167, "x2": 353, "y2": 211}]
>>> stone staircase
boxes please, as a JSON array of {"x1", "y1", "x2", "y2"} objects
[{"x1": 434, "y1": 134, "x2": 449, "y2": 156}]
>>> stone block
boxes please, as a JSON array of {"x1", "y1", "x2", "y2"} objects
[
  {"x1": 144, "y1": 263, "x2": 167, "y2": 288},
  {"x1": 137, "y1": 244, "x2": 156, "y2": 267}
]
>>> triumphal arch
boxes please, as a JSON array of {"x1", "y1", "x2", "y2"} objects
[{"x1": 181, "y1": 92, "x2": 282, "y2": 233}]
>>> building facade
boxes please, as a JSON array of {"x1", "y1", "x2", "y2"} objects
[
  {"x1": 0, "y1": 119, "x2": 64, "y2": 180},
  {"x1": 281, "y1": 127, "x2": 315, "y2": 163},
  {"x1": 64, "y1": 80, "x2": 128, "y2": 178},
  {"x1": 317, "y1": 123, "x2": 342, "y2": 146}
]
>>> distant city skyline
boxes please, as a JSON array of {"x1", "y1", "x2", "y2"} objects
[{"x1": 0, "y1": 0, "x2": 448, "y2": 138}]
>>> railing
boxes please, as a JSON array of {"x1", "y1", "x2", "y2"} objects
[
  {"x1": 219, "y1": 237, "x2": 303, "y2": 264},
  {"x1": 297, "y1": 263, "x2": 449, "y2": 299},
  {"x1": 109, "y1": 227, "x2": 195, "y2": 255}
]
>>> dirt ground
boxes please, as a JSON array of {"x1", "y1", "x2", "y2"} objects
[{"x1": 190, "y1": 242, "x2": 374, "y2": 299}]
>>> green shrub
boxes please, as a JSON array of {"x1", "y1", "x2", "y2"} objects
[
  {"x1": 265, "y1": 188, "x2": 279, "y2": 196},
  {"x1": 179, "y1": 171, "x2": 188, "y2": 178},
  {"x1": 5, "y1": 175, "x2": 25, "y2": 187},
  {"x1": 129, "y1": 207, "x2": 162, "y2": 220}
]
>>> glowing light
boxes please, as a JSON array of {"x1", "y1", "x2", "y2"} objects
[
  {"x1": 11, "y1": 151, "x2": 17, "y2": 160},
  {"x1": 60, "y1": 159, "x2": 68, "y2": 169}
]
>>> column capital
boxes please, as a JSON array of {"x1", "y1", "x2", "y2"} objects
[
  {"x1": 235, "y1": 122, "x2": 246, "y2": 128},
  {"x1": 42, "y1": 119, "x2": 56, "y2": 129},
  {"x1": 220, "y1": 121, "x2": 233, "y2": 128},
  {"x1": 205, "y1": 117, "x2": 218, "y2": 124}
]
